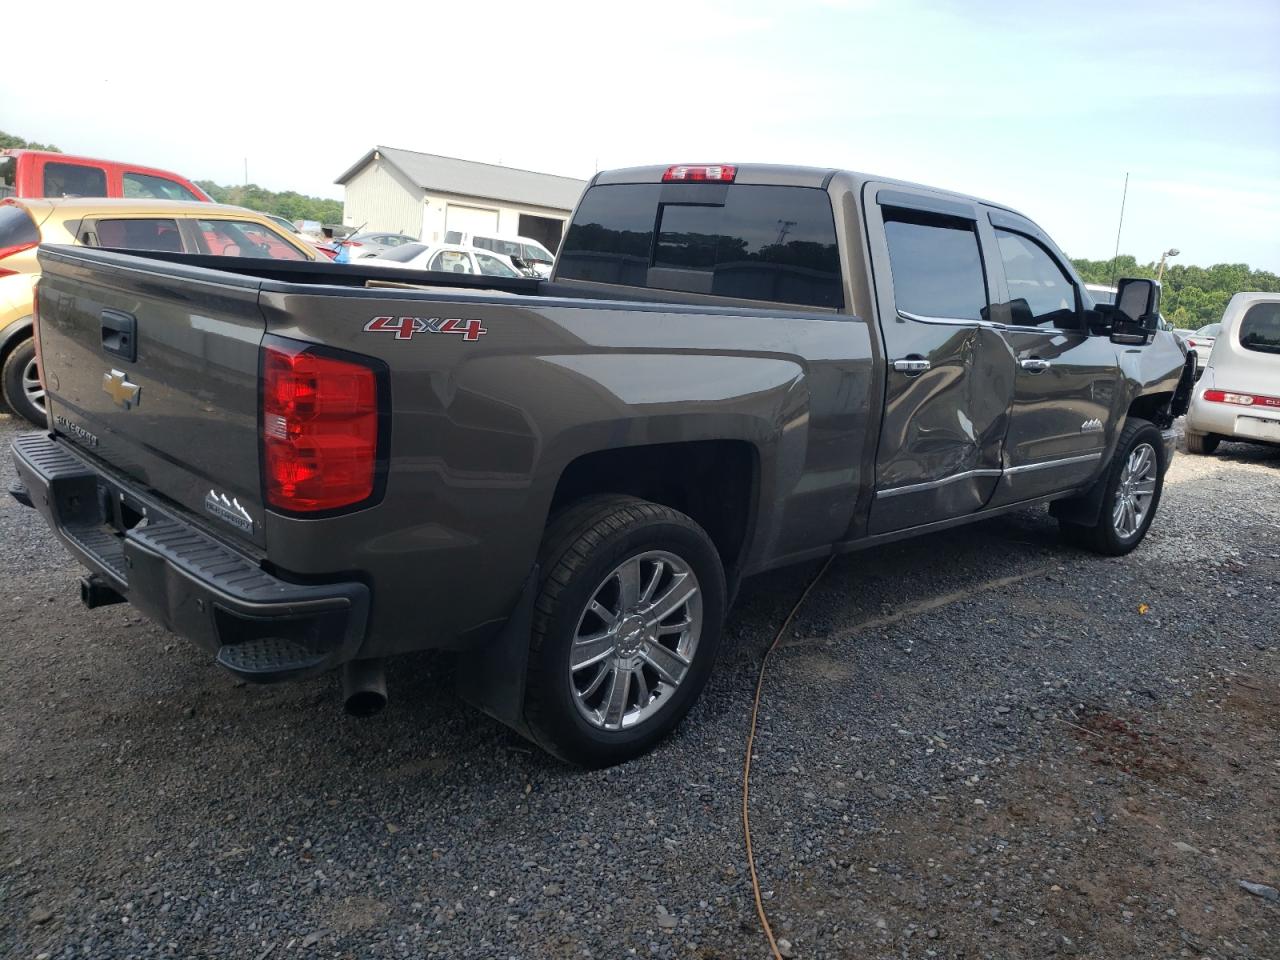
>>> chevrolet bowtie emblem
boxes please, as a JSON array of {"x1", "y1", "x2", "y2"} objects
[{"x1": 103, "y1": 369, "x2": 141, "y2": 409}]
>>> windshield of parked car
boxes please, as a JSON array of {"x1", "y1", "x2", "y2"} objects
[
  {"x1": 377, "y1": 242, "x2": 429, "y2": 263},
  {"x1": 522, "y1": 242, "x2": 553, "y2": 264},
  {"x1": 1194, "y1": 323, "x2": 1222, "y2": 337},
  {"x1": 476, "y1": 252, "x2": 520, "y2": 277},
  {"x1": 1239, "y1": 302, "x2": 1280, "y2": 354}
]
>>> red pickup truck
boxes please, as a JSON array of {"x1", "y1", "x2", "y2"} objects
[{"x1": 0, "y1": 149, "x2": 210, "y2": 203}]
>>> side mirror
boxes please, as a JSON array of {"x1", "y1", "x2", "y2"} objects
[{"x1": 1110, "y1": 278, "x2": 1161, "y2": 345}]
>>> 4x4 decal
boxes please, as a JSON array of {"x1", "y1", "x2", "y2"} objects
[{"x1": 364, "y1": 315, "x2": 487, "y2": 342}]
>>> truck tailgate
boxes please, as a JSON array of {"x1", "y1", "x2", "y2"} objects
[{"x1": 35, "y1": 246, "x2": 266, "y2": 547}]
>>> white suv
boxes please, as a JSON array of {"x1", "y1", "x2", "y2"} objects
[
  {"x1": 444, "y1": 232, "x2": 556, "y2": 277},
  {"x1": 1185, "y1": 293, "x2": 1280, "y2": 454}
]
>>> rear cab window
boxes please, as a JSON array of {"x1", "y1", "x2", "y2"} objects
[
  {"x1": 43, "y1": 162, "x2": 108, "y2": 198},
  {"x1": 1239, "y1": 302, "x2": 1280, "y2": 354},
  {"x1": 557, "y1": 183, "x2": 843, "y2": 309}
]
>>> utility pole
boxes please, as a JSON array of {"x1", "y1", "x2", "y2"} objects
[{"x1": 243, "y1": 158, "x2": 248, "y2": 186}]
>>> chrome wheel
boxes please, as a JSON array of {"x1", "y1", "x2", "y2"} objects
[
  {"x1": 569, "y1": 550, "x2": 703, "y2": 731},
  {"x1": 1113, "y1": 442, "x2": 1157, "y2": 538},
  {"x1": 23, "y1": 355, "x2": 46, "y2": 414}
]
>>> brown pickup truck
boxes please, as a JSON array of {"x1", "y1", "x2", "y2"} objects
[{"x1": 11, "y1": 162, "x2": 1196, "y2": 765}]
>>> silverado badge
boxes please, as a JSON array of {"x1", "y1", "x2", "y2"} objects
[
  {"x1": 103, "y1": 369, "x2": 141, "y2": 409},
  {"x1": 204, "y1": 490, "x2": 254, "y2": 534}
]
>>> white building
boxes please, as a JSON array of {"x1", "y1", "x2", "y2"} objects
[{"x1": 335, "y1": 146, "x2": 587, "y2": 252}]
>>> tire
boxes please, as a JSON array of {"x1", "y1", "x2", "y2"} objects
[
  {"x1": 1059, "y1": 418, "x2": 1167, "y2": 556},
  {"x1": 1, "y1": 337, "x2": 46, "y2": 426},
  {"x1": 524, "y1": 495, "x2": 726, "y2": 767},
  {"x1": 1185, "y1": 431, "x2": 1220, "y2": 455}
]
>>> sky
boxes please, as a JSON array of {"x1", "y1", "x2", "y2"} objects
[{"x1": 5, "y1": 0, "x2": 1278, "y2": 270}]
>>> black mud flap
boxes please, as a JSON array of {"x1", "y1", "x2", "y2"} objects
[
  {"x1": 1170, "y1": 354, "x2": 1197, "y2": 418},
  {"x1": 1049, "y1": 469, "x2": 1110, "y2": 527},
  {"x1": 455, "y1": 566, "x2": 539, "y2": 742}
]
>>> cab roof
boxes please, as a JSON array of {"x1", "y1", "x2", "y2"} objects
[{"x1": 591, "y1": 163, "x2": 1025, "y2": 219}]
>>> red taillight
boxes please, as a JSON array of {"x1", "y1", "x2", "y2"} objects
[
  {"x1": 662, "y1": 164, "x2": 737, "y2": 183},
  {"x1": 261, "y1": 341, "x2": 382, "y2": 512},
  {"x1": 1203, "y1": 389, "x2": 1280, "y2": 408},
  {"x1": 345, "y1": 240, "x2": 363, "y2": 247}
]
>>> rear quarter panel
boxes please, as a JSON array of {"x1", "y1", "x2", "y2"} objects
[{"x1": 258, "y1": 284, "x2": 874, "y2": 656}]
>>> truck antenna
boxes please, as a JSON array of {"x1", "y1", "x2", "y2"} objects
[{"x1": 1108, "y1": 172, "x2": 1129, "y2": 286}]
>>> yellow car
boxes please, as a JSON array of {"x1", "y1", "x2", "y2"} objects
[{"x1": 0, "y1": 197, "x2": 318, "y2": 424}]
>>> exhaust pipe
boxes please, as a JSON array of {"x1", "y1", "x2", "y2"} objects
[
  {"x1": 342, "y1": 659, "x2": 387, "y2": 717},
  {"x1": 81, "y1": 574, "x2": 126, "y2": 609}
]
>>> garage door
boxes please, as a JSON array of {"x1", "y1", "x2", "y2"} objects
[{"x1": 445, "y1": 204, "x2": 499, "y2": 237}]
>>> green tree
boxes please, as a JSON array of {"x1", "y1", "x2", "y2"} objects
[
  {"x1": 1071, "y1": 254, "x2": 1280, "y2": 329},
  {"x1": 0, "y1": 130, "x2": 61, "y2": 152},
  {"x1": 194, "y1": 180, "x2": 342, "y2": 225}
]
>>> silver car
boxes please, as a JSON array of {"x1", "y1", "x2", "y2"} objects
[
  {"x1": 338, "y1": 232, "x2": 418, "y2": 260},
  {"x1": 1184, "y1": 322, "x2": 1221, "y2": 375}
]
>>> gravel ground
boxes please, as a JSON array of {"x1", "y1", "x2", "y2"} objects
[{"x1": 1, "y1": 410, "x2": 1276, "y2": 960}]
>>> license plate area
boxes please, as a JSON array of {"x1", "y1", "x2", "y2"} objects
[
  {"x1": 53, "y1": 475, "x2": 157, "y2": 587},
  {"x1": 1237, "y1": 415, "x2": 1280, "y2": 442},
  {"x1": 97, "y1": 481, "x2": 152, "y2": 536}
]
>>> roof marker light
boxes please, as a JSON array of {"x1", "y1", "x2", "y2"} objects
[{"x1": 662, "y1": 164, "x2": 737, "y2": 183}]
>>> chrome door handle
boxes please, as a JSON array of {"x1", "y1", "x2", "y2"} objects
[
  {"x1": 1019, "y1": 358, "x2": 1051, "y2": 372},
  {"x1": 892, "y1": 358, "x2": 931, "y2": 374}
]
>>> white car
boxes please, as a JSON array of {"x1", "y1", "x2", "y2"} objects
[
  {"x1": 444, "y1": 231, "x2": 556, "y2": 277},
  {"x1": 362, "y1": 242, "x2": 527, "y2": 278},
  {"x1": 1185, "y1": 293, "x2": 1280, "y2": 454}
]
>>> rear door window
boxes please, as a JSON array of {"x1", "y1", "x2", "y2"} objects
[
  {"x1": 1239, "y1": 302, "x2": 1280, "y2": 354},
  {"x1": 0, "y1": 203, "x2": 40, "y2": 250},
  {"x1": 195, "y1": 219, "x2": 308, "y2": 259},
  {"x1": 882, "y1": 210, "x2": 988, "y2": 321},
  {"x1": 43, "y1": 162, "x2": 108, "y2": 198},
  {"x1": 558, "y1": 183, "x2": 843, "y2": 308},
  {"x1": 123, "y1": 171, "x2": 200, "y2": 201},
  {"x1": 93, "y1": 218, "x2": 185, "y2": 252}
]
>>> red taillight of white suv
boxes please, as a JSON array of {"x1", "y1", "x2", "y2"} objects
[
  {"x1": 1202, "y1": 389, "x2": 1280, "y2": 409},
  {"x1": 261, "y1": 338, "x2": 387, "y2": 513}
]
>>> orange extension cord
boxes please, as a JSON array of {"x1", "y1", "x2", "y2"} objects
[{"x1": 742, "y1": 555, "x2": 835, "y2": 960}]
